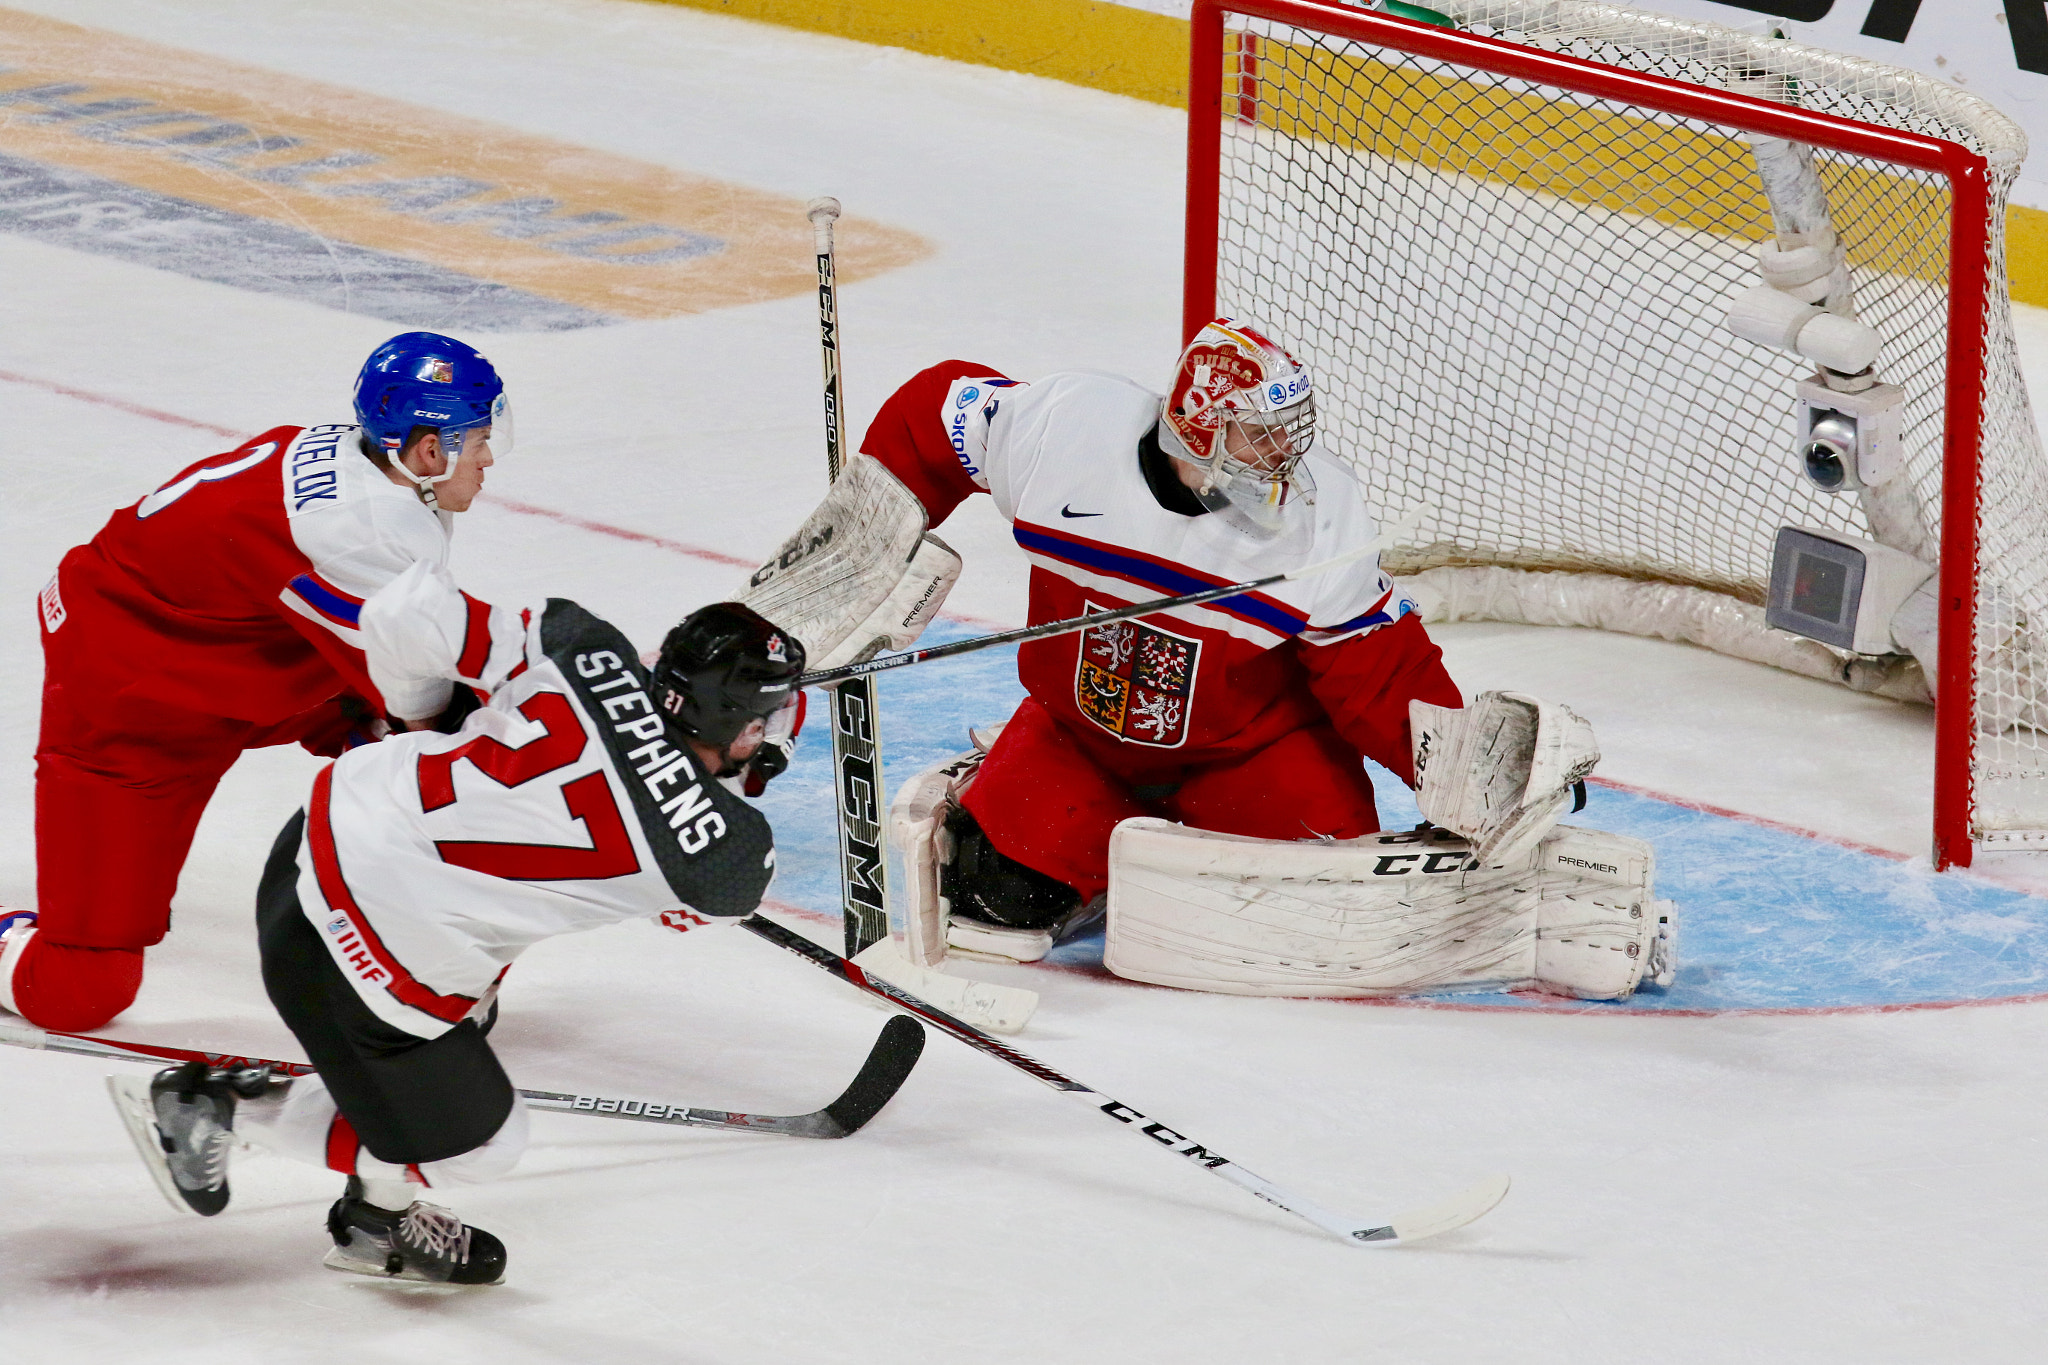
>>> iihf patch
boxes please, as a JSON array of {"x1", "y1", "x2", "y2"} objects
[
  {"x1": 327, "y1": 916, "x2": 349, "y2": 935},
  {"x1": 956, "y1": 385, "x2": 981, "y2": 408},
  {"x1": 38, "y1": 573, "x2": 65, "y2": 634},
  {"x1": 1075, "y1": 602, "x2": 1199, "y2": 748}
]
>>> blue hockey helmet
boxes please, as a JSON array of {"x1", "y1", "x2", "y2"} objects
[{"x1": 352, "y1": 332, "x2": 511, "y2": 462}]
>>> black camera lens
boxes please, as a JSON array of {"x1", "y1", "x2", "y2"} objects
[{"x1": 1804, "y1": 441, "x2": 1847, "y2": 490}]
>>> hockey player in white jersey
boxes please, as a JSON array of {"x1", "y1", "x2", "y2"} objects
[
  {"x1": 749, "y1": 318, "x2": 1673, "y2": 1001},
  {"x1": 108, "y1": 568, "x2": 804, "y2": 1284}
]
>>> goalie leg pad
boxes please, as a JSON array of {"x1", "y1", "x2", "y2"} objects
[
  {"x1": 1104, "y1": 819, "x2": 1673, "y2": 1000},
  {"x1": 1532, "y1": 827, "x2": 1677, "y2": 1000},
  {"x1": 889, "y1": 733, "x2": 995, "y2": 968},
  {"x1": 888, "y1": 721, "x2": 1104, "y2": 966},
  {"x1": 1411, "y1": 690, "x2": 1600, "y2": 866}
]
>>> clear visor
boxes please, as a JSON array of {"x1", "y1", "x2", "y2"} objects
[{"x1": 432, "y1": 393, "x2": 514, "y2": 477}]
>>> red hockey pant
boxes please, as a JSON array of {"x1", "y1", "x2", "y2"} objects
[
  {"x1": 960, "y1": 698, "x2": 1384, "y2": 903},
  {"x1": 22, "y1": 637, "x2": 356, "y2": 1031}
]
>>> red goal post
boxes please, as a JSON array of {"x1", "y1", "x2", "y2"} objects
[{"x1": 1184, "y1": 0, "x2": 2031, "y2": 869}]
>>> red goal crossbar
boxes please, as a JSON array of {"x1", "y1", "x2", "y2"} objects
[{"x1": 1183, "y1": 0, "x2": 1993, "y2": 868}]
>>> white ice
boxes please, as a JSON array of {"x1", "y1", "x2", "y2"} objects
[{"x1": 5, "y1": 1, "x2": 2048, "y2": 1360}]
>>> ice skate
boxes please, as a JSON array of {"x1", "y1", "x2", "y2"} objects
[
  {"x1": 324, "y1": 1176, "x2": 507, "y2": 1285},
  {"x1": 106, "y1": 1060, "x2": 274, "y2": 1216}
]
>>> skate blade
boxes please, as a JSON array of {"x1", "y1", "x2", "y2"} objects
[
  {"x1": 105, "y1": 1074, "x2": 191, "y2": 1216},
  {"x1": 322, "y1": 1246, "x2": 503, "y2": 1287}
]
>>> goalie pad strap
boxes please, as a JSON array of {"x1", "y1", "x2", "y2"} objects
[
  {"x1": 739, "y1": 455, "x2": 959, "y2": 669},
  {"x1": 1103, "y1": 818, "x2": 1671, "y2": 1001}
]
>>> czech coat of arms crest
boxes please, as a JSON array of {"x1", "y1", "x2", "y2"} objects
[{"x1": 1075, "y1": 603, "x2": 1200, "y2": 747}]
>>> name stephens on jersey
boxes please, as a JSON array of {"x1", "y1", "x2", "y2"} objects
[
  {"x1": 295, "y1": 567, "x2": 775, "y2": 1040},
  {"x1": 571, "y1": 645, "x2": 727, "y2": 855}
]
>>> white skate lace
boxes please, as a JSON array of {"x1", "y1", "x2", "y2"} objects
[
  {"x1": 197, "y1": 1129, "x2": 233, "y2": 1187},
  {"x1": 399, "y1": 1203, "x2": 474, "y2": 1264}
]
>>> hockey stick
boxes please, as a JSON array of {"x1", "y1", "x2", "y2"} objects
[
  {"x1": 0, "y1": 1014, "x2": 925, "y2": 1141},
  {"x1": 807, "y1": 194, "x2": 890, "y2": 958},
  {"x1": 798, "y1": 505, "x2": 1431, "y2": 689},
  {"x1": 740, "y1": 912, "x2": 1508, "y2": 1246}
]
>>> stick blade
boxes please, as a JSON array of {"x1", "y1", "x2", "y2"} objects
[
  {"x1": 1369, "y1": 1172, "x2": 1510, "y2": 1245},
  {"x1": 816, "y1": 1014, "x2": 926, "y2": 1137}
]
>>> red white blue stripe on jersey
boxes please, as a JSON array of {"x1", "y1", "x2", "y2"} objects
[
  {"x1": 282, "y1": 572, "x2": 365, "y2": 630},
  {"x1": 1011, "y1": 520, "x2": 1403, "y2": 644}
]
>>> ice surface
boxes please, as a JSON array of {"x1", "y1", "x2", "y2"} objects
[{"x1": 6, "y1": 1, "x2": 2048, "y2": 1361}]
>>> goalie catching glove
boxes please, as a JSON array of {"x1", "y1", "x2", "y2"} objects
[
  {"x1": 739, "y1": 455, "x2": 960, "y2": 671},
  {"x1": 1411, "y1": 691, "x2": 1601, "y2": 866}
]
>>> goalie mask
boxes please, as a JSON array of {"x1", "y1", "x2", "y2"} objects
[
  {"x1": 1158, "y1": 318, "x2": 1317, "y2": 538},
  {"x1": 653, "y1": 602, "x2": 806, "y2": 750}
]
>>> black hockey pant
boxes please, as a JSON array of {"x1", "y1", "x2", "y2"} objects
[{"x1": 256, "y1": 811, "x2": 514, "y2": 1166}]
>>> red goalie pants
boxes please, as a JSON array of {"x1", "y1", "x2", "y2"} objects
[
  {"x1": 19, "y1": 645, "x2": 361, "y2": 1032},
  {"x1": 960, "y1": 698, "x2": 1383, "y2": 903}
]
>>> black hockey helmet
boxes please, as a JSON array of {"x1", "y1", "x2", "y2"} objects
[{"x1": 653, "y1": 603, "x2": 806, "y2": 748}]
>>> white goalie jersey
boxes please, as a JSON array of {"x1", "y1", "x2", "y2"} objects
[{"x1": 290, "y1": 562, "x2": 776, "y2": 1039}]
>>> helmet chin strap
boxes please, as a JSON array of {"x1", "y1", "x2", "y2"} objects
[{"x1": 393, "y1": 429, "x2": 473, "y2": 507}]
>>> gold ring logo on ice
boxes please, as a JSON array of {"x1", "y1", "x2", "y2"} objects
[{"x1": 0, "y1": 8, "x2": 928, "y2": 330}]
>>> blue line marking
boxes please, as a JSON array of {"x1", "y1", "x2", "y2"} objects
[{"x1": 757, "y1": 621, "x2": 2048, "y2": 1012}]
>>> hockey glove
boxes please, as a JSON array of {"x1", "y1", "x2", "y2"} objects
[
  {"x1": 740, "y1": 692, "x2": 805, "y2": 797},
  {"x1": 431, "y1": 686, "x2": 486, "y2": 734}
]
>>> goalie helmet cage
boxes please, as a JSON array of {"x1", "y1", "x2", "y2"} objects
[{"x1": 1184, "y1": 0, "x2": 2048, "y2": 870}]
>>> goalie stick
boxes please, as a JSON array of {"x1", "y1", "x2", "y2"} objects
[
  {"x1": 0, "y1": 1014, "x2": 925, "y2": 1141},
  {"x1": 797, "y1": 506, "x2": 1430, "y2": 689},
  {"x1": 739, "y1": 912, "x2": 1508, "y2": 1246},
  {"x1": 807, "y1": 194, "x2": 889, "y2": 959}
]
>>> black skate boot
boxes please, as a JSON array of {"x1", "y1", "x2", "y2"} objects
[
  {"x1": 106, "y1": 1060, "x2": 275, "y2": 1216},
  {"x1": 324, "y1": 1176, "x2": 507, "y2": 1285},
  {"x1": 941, "y1": 806, "x2": 1100, "y2": 963}
]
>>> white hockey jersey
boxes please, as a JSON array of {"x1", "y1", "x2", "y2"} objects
[
  {"x1": 291, "y1": 563, "x2": 776, "y2": 1038},
  {"x1": 865, "y1": 366, "x2": 1443, "y2": 771},
  {"x1": 950, "y1": 372, "x2": 1402, "y2": 651}
]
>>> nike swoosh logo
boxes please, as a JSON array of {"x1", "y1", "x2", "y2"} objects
[{"x1": 1061, "y1": 505, "x2": 1103, "y2": 518}]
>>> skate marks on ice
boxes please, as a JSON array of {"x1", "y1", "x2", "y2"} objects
[
  {"x1": 0, "y1": 7, "x2": 929, "y2": 330},
  {"x1": 757, "y1": 631, "x2": 2048, "y2": 1016}
]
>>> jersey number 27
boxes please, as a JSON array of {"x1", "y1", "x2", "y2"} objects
[{"x1": 417, "y1": 692, "x2": 641, "y2": 881}]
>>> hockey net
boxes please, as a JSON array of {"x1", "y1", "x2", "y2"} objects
[{"x1": 1186, "y1": 0, "x2": 2048, "y2": 866}]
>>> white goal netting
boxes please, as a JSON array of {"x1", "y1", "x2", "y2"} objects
[{"x1": 1205, "y1": 0, "x2": 2048, "y2": 850}]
